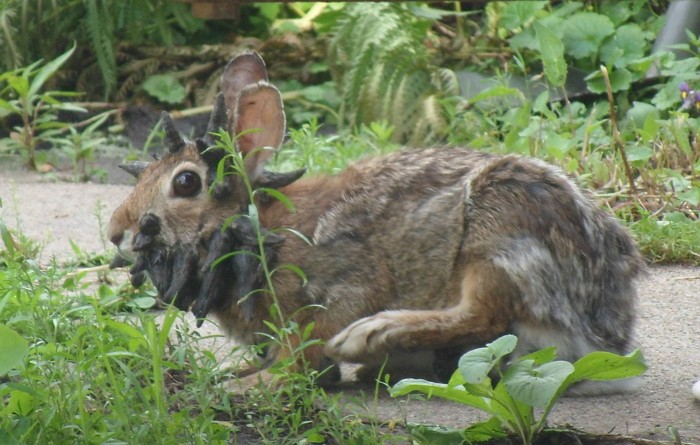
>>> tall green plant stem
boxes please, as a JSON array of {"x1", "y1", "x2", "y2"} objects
[{"x1": 601, "y1": 65, "x2": 638, "y2": 196}]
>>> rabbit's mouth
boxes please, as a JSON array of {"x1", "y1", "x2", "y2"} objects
[
  {"x1": 109, "y1": 213, "x2": 284, "y2": 327},
  {"x1": 109, "y1": 212, "x2": 204, "y2": 312},
  {"x1": 131, "y1": 241, "x2": 202, "y2": 312}
]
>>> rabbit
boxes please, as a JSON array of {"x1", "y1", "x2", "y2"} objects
[{"x1": 107, "y1": 51, "x2": 645, "y2": 393}]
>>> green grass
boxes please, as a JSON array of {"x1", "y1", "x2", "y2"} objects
[{"x1": 0, "y1": 234, "x2": 406, "y2": 444}]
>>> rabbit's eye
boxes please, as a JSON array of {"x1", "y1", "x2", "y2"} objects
[{"x1": 172, "y1": 170, "x2": 202, "y2": 197}]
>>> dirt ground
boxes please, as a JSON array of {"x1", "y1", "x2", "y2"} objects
[{"x1": 1, "y1": 163, "x2": 699, "y2": 444}]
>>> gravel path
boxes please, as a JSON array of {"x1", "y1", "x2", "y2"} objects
[{"x1": 1, "y1": 169, "x2": 699, "y2": 443}]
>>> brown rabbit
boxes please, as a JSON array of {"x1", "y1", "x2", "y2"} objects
[{"x1": 108, "y1": 52, "x2": 644, "y2": 393}]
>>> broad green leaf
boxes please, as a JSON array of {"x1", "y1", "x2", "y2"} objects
[
  {"x1": 503, "y1": 360, "x2": 574, "y2": 408},
  {"x1": 545, "y1": 132, "x2": 575, "y2": 160},
  {"x1": 509, "y1": 28, "x2": 538, "y2": 52},
  {"x1": 516, "y1": 346, "x2": 557, "y2": 365},
  {"x1": 534, "y1": 21, "x2": 567, "y2": 87},
  {"x1": 652, "y1": 79, "x2": 689, "y2": 111},
  {"x1": 142, "y1": 74, "x2": 186, "y2": 104},
  {"x1": 677, "y1": 188, "x2": 700, "y2": 207},
  {"x1": 458, "y1": 335, "x2": 517, "y2": 384},
  {"x1": 4, "y1": 388, "x2": 35, "y2": 416},
  {"x1": 662, "y1": 169, "x2": 691, "y2": 192},
  {"x1": 408, "y1": 424, "x2": 467, "y2": 445},
  {"x1": 566, "y1": 349, "x2": 647, "y2": 385},
  {"x1": 460, "y1": 381, "x2": 496, "y2": 399},
  {"x1": 586, "y1": 67, "x2": 632, "y2": 93},
  {"x1": 0, "y1": 324, "x2": 29, "y2": 376},
  {"x1": 625, "y1": 146, "x2": 654, "y2": 163},
  {"x1": 600, "y1": 24, "x2": 649, "y2": 69},
  {"x1": 463, "y1": 417, "x2": 508, "y2": 442},
  {"x1": 627, "y1": 101, "x2": 660, "y2": 129},
  {"x1": 500, "y1": 1, "x2": 548, "y2": 29},
  {"x1": 549, "y1": 1, "x2": 583, "y2": 19},
  {"x1": 626, "y1": 54, "x2": 657, "y2": 74},
  {"x1": 391, "y1": 378, "x2": 492, "y2": 412},
  {"x1": 599, "y1": 1, "x2": 641, "y2": 26},
  {"x1": 562, "y1": 13, "x2": 615, "y2": 59},
  {"x1": 7, "y1": 75, "x2": 29, "y2": 97},
  {"x1": 28, "y1": 43, "x2": 76, "y2": 98},
  {"x1": 492, "y1": 380, "x2": 534, "y2": 430},
  {"x1": 660, "y1": 55, "x2": 700, "y2": 77}
]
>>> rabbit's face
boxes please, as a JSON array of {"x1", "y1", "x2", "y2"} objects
[
  {"x1": 107, "y1": 143, "x2": 219, "y2": 262},
  {"x1": 107, "y1": 52, "x2": 291, "y2": 312},
  {"x1": 107, "y1": 127, "x2": 252, "y2": 311}
]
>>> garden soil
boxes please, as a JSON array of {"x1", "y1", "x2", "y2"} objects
[{"x1": 1, "y1": 163, "x2": 699, "y2": 444}]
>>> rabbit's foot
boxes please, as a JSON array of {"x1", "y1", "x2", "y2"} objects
[
  {"x1": 325, "y1": 312, "x2": 405, "y2": 363},
  {"x1": 326, "y1": 305, "x2": 501, "y2": 365}
]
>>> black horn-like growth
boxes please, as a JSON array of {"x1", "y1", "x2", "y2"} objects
[
  {"x1": 203, "y1": 93, "x2": 228, "y2": 147},
  {"x1": 161, "y1": 112, "x2": 186, "y2": 153},
  {"x1": 254, "y1": 168, "x2": 307, "y2": 190},
  {"x1": 119, "y1": 161, "x2": 150, "y2": 178}
]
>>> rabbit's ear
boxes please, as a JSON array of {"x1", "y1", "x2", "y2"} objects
[
  {"x1": 220, "y1": 52, "x2": 269, "y2": 115},
  {"x1": 220, "y1": 52, "x2": 284, "y2": 181},
  {"x1": 234, "y1": 83, "x2": 286, "y2": 181}
]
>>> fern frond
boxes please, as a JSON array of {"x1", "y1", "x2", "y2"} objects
[
  {"x1": 85, "y1": 0, "x2": 117, "y2": 98},
  {"x1": 432, "y1": 68, "x2": 461, "y2": 97},
  {"x1": 0, "y1": 4, "x2": 21, "y2": 69},
  {"x1": 391, "y1": 70, "x2": 431, "y2": 142},
  {"x1": 329, "y1": 2, "x2": 458, "y2": 145}
]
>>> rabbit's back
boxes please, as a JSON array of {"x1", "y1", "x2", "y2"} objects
[{"x1": 300, "y1": 148, "x2": 642, "y2": 358}]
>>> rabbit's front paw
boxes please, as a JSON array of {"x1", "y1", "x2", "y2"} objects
[{"x1": 326, "y1": 313, "x2": 398, "y2": 363}]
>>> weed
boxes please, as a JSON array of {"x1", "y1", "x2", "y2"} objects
[
  {"x1": 0, "y1": 44, "x2": 85, "y2": 170},
  {"x1": 48, "y1": 110, "x2": 113, "y2": 182},
  {"x1": 392, "y1": 335, "x2": 647, "y2": 445}
]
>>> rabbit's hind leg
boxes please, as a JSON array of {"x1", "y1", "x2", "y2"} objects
[{"x1": 324, "y1": 261, "x2": 518, "y2": 366}]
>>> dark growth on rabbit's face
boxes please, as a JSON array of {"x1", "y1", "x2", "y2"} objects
[{"x1": 107, "y1": 52, "x2": 300, "y2": 315}]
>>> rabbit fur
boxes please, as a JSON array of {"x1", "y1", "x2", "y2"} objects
[{"x1": 108, "y1": 52, "x2": 644, "y2": 393}]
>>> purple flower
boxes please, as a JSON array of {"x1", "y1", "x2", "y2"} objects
[
  {"x1": 680, "y1": 82, "x2": 691, "y2": 98},
  {"x1": 679, "y1": 82, "x2": 698, "y2": 110}
]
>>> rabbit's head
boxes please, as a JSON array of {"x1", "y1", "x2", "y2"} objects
[{"x1": 107, "y1": 52, "x2": 300, "y2": 311}]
